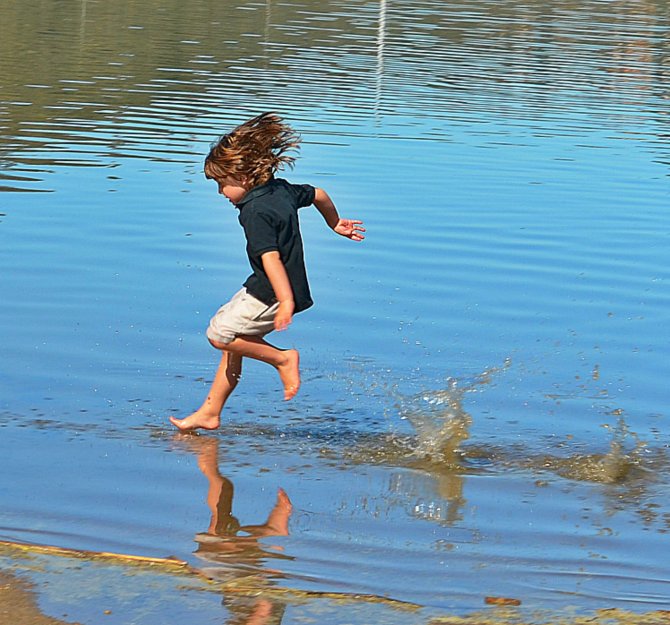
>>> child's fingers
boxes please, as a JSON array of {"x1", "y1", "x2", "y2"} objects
[{"x1": 275, "y1": 316, "x2": 292, "y2": 331}]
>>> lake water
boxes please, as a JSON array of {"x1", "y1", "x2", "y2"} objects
[{"x1": 1, "y1": 0, "x2": 669, "y2": 622}]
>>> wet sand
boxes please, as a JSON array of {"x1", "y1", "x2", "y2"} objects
[
  {"x1": 2, "y1": 542, "x2": 670, "y2": 625},
  {"x1": 0, "y1": 571, "x2": 79, "y2": 625},
  {"x1": 3, "y1": 555, "x2": 670, "y2": 625}
]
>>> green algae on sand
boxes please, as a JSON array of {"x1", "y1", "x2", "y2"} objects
[{"x1": 429, "y1": 608, "x2": 670, "y2": 625}]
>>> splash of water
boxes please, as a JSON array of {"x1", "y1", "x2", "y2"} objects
[
  {"x1": 394, "y1": 363, "x2": 508, "y2": 468},
  {"x1": 343, "y1": 359, "x2": 658, "y2": 491},
  {"x1": 397, "y1": 378, "x2": 472, "y2": 469},
  {"x1": 532, "y1": 418, "x2": 650, "y2": 485}
]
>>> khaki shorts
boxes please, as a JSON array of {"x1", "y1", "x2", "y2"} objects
[{"x1": 206, "y1": 288, "x2": 279, "y2": 344}]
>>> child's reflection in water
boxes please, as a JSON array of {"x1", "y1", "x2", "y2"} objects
[{"x1": 176, "y1": 435, "x2": 292, "y2": 625}]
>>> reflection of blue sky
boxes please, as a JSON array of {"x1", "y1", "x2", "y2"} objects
[{"x1": 2, "y1": 120, "x2": 666, "y2": 437}]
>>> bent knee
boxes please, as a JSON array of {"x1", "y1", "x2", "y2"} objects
[{"x1": 208, "y1": 337, "x2": 229, "y2": 350}]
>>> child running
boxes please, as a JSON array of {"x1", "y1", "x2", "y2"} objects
[{"x1": 170, "y1": 113, "x2": 365, "y2": 431}]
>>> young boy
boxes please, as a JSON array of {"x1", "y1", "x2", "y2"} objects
[{"x1": 170, "y1": 113, "x2": 365, "y2": 431}]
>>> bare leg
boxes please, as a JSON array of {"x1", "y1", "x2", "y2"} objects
[
  {"x1": 223, "y1": 335, "x2": 300, "y2": 401},
  {"x1": 169, "y1": 334, "x2": 299, "y2": 431},
  {"x1": 169, "y1": 351, "x2": 242, "y2": 431}
]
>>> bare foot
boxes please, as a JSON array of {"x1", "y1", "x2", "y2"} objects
[
  {"x1": 277, "y1": 349, "x2": 300, "y2": 400},
  {"x1": 169, "y1": 409, "x2": 221, "y2": 431}
]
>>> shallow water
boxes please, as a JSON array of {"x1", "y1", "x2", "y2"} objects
[{"x1": 1, "y1": 0, "x2": 669, "y2": 620}]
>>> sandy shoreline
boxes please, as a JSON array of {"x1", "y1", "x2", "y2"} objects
[
  {"x1": 2, "y1": 541, "x2": 670, "y2": 625},
  {"x1": 0, "y1": 571, "x2": 79, "y2": 625}
]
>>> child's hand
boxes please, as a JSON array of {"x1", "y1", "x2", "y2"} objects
[
  {"x1": 334, "y1": 218, "x2": 365, "y2": 241},
  {"x1": 274, "y1": 300, "x2": 295, "y2": 331}
]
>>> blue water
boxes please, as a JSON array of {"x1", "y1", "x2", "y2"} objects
[{"x1": 1, "y1": 0, "x2": 669, "y2": 620}]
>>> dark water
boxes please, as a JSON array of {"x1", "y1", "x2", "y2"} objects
[{"x1": 1, "y1": 0, "x2": 669, "y2": 621}]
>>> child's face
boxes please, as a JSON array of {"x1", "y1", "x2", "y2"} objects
[{"x1": 212, "y1": 176, "x2": 247, "y2": 205}]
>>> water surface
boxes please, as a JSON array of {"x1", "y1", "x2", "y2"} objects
[{"x1": 1, "y1": 0, "x2": 669, "y2": 621}]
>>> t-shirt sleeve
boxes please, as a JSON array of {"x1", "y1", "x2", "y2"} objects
[
  {"x1": 291, "y1": 183, "x2": 316, "y2": 208},
  {"x1": 242, "y1": 211, "x2": 279, "y2": 256}
]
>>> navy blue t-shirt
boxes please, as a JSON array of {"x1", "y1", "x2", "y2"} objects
[{"x1": 236, "y1": 178, "x2": 316, "y2": 313}]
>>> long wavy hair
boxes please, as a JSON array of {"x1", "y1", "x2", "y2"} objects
[{"x1": 204, "y1": 112, "x2": 301, "y2": 188}]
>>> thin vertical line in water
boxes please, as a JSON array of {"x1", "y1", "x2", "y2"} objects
[
  {"x1": 264, "y1": 0, "x2": 272, "y2": 72},
  {"x1": 80, "y1": 0, "x2": 87, "y2": 43},
  {"x1": 375, "y1": 0, "x2": 387, "y2": 129}
]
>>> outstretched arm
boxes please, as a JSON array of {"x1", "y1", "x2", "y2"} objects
[
  {"x1": 261, "y1": 251, "x2": 294, "y2": 331},
  {"x1": 313, "y1": 188, "x2": 365, "y2": 241}
]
